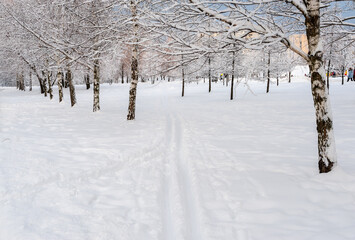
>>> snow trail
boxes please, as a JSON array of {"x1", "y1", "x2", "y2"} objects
[
  {"x1": 161, "y1": 114, "x2": 181, "y2": 240},
  {"x1": 160, "y1": 97, "x2": 204, "y2": 240},
  {"x1": 174, "y1": 114, "x2": 203, "y2": 240}
]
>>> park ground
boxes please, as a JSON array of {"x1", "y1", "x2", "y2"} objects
[{"x1": 1, "y1": 76, "x2": 355, "y2": 240}]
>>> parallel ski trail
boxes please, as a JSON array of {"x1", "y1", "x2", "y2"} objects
[
  {"x1": 182, "y1": 120, "x2": 254, "y2": 239},
  {"x1": 160, "y1": 96, "x2": 204, "y2": 240},
  {"x1": 174, "y1": 116, "x2": 203, "y2": 240},
  {"x1": 161, "y1": 114, "x2": 180, "y2": 240}
]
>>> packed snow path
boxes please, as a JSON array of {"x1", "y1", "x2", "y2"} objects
[{"x1": 1, "y1": 80, "x2": 355, "y2": 240}]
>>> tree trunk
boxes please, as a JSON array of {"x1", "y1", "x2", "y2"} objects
[
  {"x1": 288, "y1": 71, "x2": 291, "y2": 83},
  {"x1": 16, "y1": 73, "x2": 19, "y2": 89},
  {"x1": 93, "y1": 59, "x2": 100, "y2": 112},
  {"x1": 85, "y1": 73, "x2": 90, "y2": 90},
  {"x1": 182, "y1": 66, "x2": 185, "y2": 97},
  {"x1": 341, "y1": 66, "x2": 344, "y2": 85},
  {"x1": 121, "y1": 63, "x2": 125, "y2": 84},
  {"x1": 326, "y1": 59, "x2": 330, "y2": 93},
  {"x1": 266, "y1": 51, "x2": 271, "y2": 93},
  {"x1": 29, "y1": 71, "x2": 32, "y2": 91},
  {"x1": 127, "y1": 43, "x2": 138, "y2": 120},
  {"x1": 19, "y1": 72, "x2": 25, "y2": 91},
  {"x1": 231, "y1": 50, "x2": 235, "y2": 100},
  {"x1": 42, "y1": 71, "x2": 48, "y2": 97},
  {"x1": 277, "y1": 74, "x2": 279, "y2": 86},
  {"x1": 37, "y1": 74, "x2": 45, "y2": 94},
  {"x1": 64, "y1": 72, "x2": 68, "y2": 88},
  {"x1": 51, "y1": 72, "x2": 56, "y2": 86},
  {"x1": 57, "y1": 71, "x2": 63, "y2": 103},
  {"x1": 17, "y1": 73, "x2": 21, "y2": 91},
  {"x1": 208, "y1": 56, "x2": 211, "y2": 92},
  {"x1": 306, "y1": 0, "x2": 336, "y2": 173},
  {"x1": 47, "y1": 71, "x2": 53, "y2": 99},
  {"x1": 67, "y1": 68, "x2": 76, "y2": 107},
  {"x1": 127, "y1": 0, "x2": 139, "y2": 120}
]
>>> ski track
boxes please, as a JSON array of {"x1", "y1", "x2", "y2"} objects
[
  {"x1": 160, "y1": 98, "x2": 204, "y2": 240},
  {"x1": 182, "y1": 116, "x2": 254, "y2": 240}
]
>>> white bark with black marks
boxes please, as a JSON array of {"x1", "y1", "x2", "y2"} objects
[
  {"x1": 305, "y1": 0, "x2": 336, "y2": 173},
  {"x1": 18, "y1": 72, "x2": 25, "y2": 91},
  {"x1": 57, "y1": 71, "x2": 63, "y2": 103},
  {"x1": 42, "y1": 71, "x2": 48, "y2": 97},
  {"x1": 93, "y1": 59, "x2": 100, "y2": 112},
  {"x1": 127, "y1": 0, "x2": 139, "y2": 120},
  {"x1": 47, "y1": 71, "x2": 53, "y2": 100},
  {"x1": 66, "y1": 68, "x2": 76, "y2": 107}
]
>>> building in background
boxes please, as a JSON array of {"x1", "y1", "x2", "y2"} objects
[{"x1": 289, "y1": 34, "x2": 308, "y2": 54}]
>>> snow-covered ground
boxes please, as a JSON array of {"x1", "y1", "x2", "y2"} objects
[{"x1": 1, "y1": 77, "x2": 355, "y2": 240}]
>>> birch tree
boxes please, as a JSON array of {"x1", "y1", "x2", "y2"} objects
[{"x1": 158, "y1": 0, "x2": 355, "y2": 173}]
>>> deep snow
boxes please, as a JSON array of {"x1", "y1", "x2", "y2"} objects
[{"x1": 1, "y1": 76, "x2": 355, "y2": 240}]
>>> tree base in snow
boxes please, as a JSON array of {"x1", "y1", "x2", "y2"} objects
[{"x1": 319, "y1": 160, "x2": 334, "y2": 173}]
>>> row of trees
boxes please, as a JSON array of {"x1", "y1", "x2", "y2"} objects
[{"x1": 1, "y1": 0, "x2": 354, "y2": 173}]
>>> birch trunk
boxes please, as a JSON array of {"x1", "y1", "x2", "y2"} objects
[
  {"x1": 57, "y1": 71, "x2": 63, "y2": 103},
  {"x1": 85, "y1": 73, "x2": 90, "y2": 90},
  {"x1": 121, "y1": 64, "x2": 125, "y2": 84},
  {"x1": 208, "y1": 56, "x2": 211, "y2": 92},
  {"x1": 231, "y1": 50, "x2": 235, "y2": 100},
  {"x1": 182, "y1": 67, "x2": 185, "y2": 97},
  {"x1": 93, "y1": 59, "x2": 100, "y2": 112},
  {"x1": 42, "y1": 71, "x2": 48, "y2": 97},
  {"x1": 127, "y1": 0, "x2": 139, "y2": 120},
  {"x1": 182, "y1": 54, "x2": 185, "y2": 97},
  {"x1": 21, "y1": 73, "x2": 25, "y2": 91},
  {"x1": 306, "y1": 0, "x2": 336, "y2": 173},
  {"x1": 326, "y1": 59, "x2": 331, "y2": 92},
  {"x1": 38, "y1": 74, "x2": 45, "y2": 94},
  {"x1": 266, "y1": 51, "x2": 271, "y2": 93},
  {"x1": 16, "y1": 73, "x2": 19, "y2": 89},
  {"x1": 277, "y1": 74, "x2": 279, "y2": 86},
  {"x1": 19, "y1": 72, "x2": 25, "y2": 91},
  {"x1": 47, "y1": 71, "x2": 53, "y2": 100},
  {"x1": 67, "y1": 68, "x2": 76, "y2": 107},
  {"x1": 29, "y1": 71, "x2": 32, "y2": 91}
]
